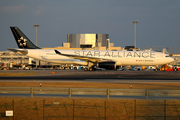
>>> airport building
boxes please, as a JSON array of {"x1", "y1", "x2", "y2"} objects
[
  {"x1": 43, "y1": 33, "x2": 121, "y2": 51},
  {"x1": 67, "y1": 34, "x2": 109, "y2": 48}
]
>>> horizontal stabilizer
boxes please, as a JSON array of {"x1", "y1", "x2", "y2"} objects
[{"x1": 7, "y1": 48, "x2": 28, "y2": 55}]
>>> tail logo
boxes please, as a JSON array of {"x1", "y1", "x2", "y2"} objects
[{"x1": 18, "y1": 37, "x2": 27, "y2": 48}]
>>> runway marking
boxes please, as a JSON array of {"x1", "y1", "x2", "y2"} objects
[
  {"x1": 84, "y1": 79, "x2": 180, "y2": 83},
  {"x1": 0, "y1": 79, "x2": 180, "y2": 83}
]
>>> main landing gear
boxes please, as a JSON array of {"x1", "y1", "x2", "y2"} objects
[
  {"x1": 84, "y1": 67, "x2": 96, "y2": 71},
  {"x1": 84, "y1": 61, "x2": 95, "y2": 71}
]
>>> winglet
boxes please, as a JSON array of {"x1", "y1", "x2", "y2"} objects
[{"x1": 54, "y1": 50, "x2": 61, "y2": 55}]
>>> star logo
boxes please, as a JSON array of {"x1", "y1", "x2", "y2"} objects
[{"x1": 18, "y1": 37, "x2": 27, "y2": 48}]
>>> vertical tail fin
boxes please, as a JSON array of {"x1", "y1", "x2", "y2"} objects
[{"x1": 10, "y1": 27, "x2": 41, "y2": 49}]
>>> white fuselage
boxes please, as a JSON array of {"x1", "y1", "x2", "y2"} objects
[{"x1": 23, "y1": 49, "x2": 174, "y2": 66}]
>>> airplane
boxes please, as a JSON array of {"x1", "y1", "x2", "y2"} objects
[{"x1": 8, "y1": 27, "x2": 174, "y2": 71}]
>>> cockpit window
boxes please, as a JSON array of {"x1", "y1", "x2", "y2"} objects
[{"x1": 165, "y1": 55, "x2": 170, "y2": 57}]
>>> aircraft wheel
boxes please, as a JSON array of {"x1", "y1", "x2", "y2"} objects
[
  {"x1": 89, "y1": 67, "x2": 93, "y2": 71},
  {"x1": 84, "y1": 68, "x2": 88, "y2": 71}
]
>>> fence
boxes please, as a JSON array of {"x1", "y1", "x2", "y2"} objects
[
  {"x1": 0, "y1": 100, "x2": 14, "y2": 120},
  {"x1": 134, "y1": 99, "x2": 180, "y2": 120},
  {"x1": 0, "y1": 87, "x2": 180, "y2": 99},
  {"x1": 1, "y1": 99, "x2": 180, "y2": 120},
  {"x1": 43, "y1": 100, "x2": 106, "y2": 120}
]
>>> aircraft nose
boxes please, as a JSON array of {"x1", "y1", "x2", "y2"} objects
[
  {"x1": 171, "y1": 57, "x2": 175, "y2": 62},
  {"x1": 166, "y1": 57, "x2": 174, "y2": 64}
]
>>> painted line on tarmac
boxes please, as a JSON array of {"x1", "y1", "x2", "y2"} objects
[
  {"x1": 1, "y1": 79, "x2": 180, "y2": 83},
  {"x1": 0, "y1": 80, "x2": 84, "y2": 82},
  {"x1": 84, "y1": 79, "x2": 180, "y2": 83}
]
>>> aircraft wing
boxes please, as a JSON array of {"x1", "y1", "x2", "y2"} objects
[
  {"x1": 55, "y1": 50, "x2": 112, "y2": 63},
  {"x1": 7, "y1": 48, "x2": 28, "y2": 55}
]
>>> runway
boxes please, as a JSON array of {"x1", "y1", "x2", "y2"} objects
[{"x1": 0, "y1": 70, "x2": 180, "y2": 83}]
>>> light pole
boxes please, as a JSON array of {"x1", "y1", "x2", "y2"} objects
[
  {"x1": 33, "y1": 24, "x2": 40, "y2": 68},
  {"x1": 33, "y1": 24, "x2": 40, "y2": 46},
  {"x1": 132, "y1": 20, "x2": 138, "y2": 49}
]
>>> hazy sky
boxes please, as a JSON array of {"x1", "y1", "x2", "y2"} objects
[{"x1": 0, "y1": 0, "x2": 180, "y2": 51}]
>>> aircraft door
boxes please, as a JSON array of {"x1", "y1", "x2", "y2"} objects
[
  {"x1": 156, "y1": 54, "x2": 161, "y2": 60},
  {"x1": 39, "y1": 50, "x2": 43, "y2": 57}
]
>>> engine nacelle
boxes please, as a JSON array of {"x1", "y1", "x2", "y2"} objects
[{"x1": 98, "y1": 61, "x2": 116, "y2": 70}]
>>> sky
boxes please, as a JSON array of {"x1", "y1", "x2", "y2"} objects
[{"x1": 0, "y1": 0, "x2": 180, "y2": 51}]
